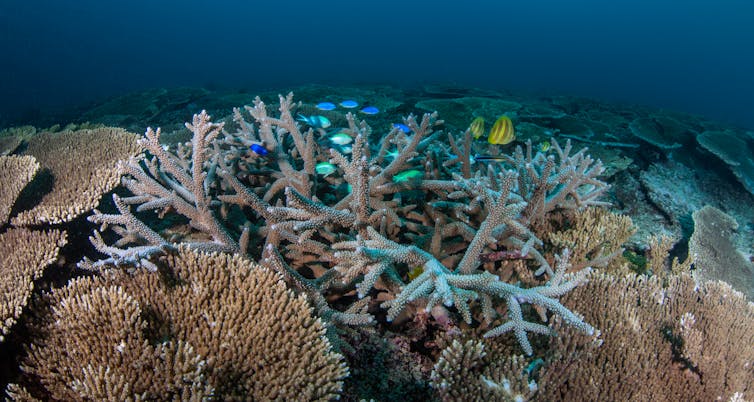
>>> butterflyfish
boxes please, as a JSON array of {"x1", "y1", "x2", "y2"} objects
[
  {"x1": 488, "y1": 116, "x2": 515, "y2": 145},
  {"x1": 469, "y1": 116, "x2": 485, "y2": 139}
]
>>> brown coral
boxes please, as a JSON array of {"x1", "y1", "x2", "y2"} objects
[
  {"x1": 13, "y1": 246, "x2": 347, "y2": 401},
  {"x1": 537, "y1": 273, "x2": 754, "y2": 401},
  {"x1": 0, "y1": 227, "x2": 66, "y2": 341},
  {"x1": 0, "y1": 155, "x2": 39, "y2": 224},
  {"x1": 546, "y1": 206, "x2": 635, "y2": 273},
  {"x1": 431, "y1": 338, "x2": 535, "y2": 402},
  {"x1": 11, "y1": 127, "x2": 142, "y2": 225}
]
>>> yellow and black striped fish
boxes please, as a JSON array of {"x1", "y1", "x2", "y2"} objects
[
  {"x1": 468, "y1": 116, "x2": 485, "y2": 139},
  {"x1": 488, "y1": 115, "x2": 515, "y2": 145}
]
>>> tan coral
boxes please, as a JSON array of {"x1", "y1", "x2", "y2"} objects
[
  {"x1": 547, "y1": 207, "x2": 635, "y2": 273},
  {"x1": 0, "y1": 135, "x2": 23, "y2": 156},
  {"x1": 17, "y1": 281, "x2": 212, "y2": 401},
  {"x1": 14, "y1": 246, "x2": 347, "y2": 401},
  {"x1": 0, "y1": 155, "x2": 39, "y2": 224},
  {"x1": 11, "y1": 127, "x2": 142, "y2": 225},
  {"x1": 0, "y1": 228, "x2": 66, "y2": 341},
  {"x1": 431, "y1": 338, "x2": 535, "y2": 402},
  {"x1": 538, "y1": 272, "x2": 754, "y2": 401}
]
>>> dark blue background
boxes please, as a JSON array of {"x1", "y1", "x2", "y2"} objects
[{"x1": 2, "y1": 0, "x2": 752, "y2": 128}]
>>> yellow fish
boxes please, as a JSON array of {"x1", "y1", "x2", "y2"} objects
[
  {"x1": 539, "y1": 140, "x2": 551, "y2": 152},
  {"x1": 407, "y1": 266, "x2": 424, "y2": 280},
  {"x1": 468, "y1": 116, "x2": 485, "y2": 139},
  {"x1": 488, "y1": 116, "x2": 515, "y2": 145}
]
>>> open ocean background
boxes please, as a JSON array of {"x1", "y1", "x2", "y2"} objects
[{"x1": 1, "y1": 0, "x2": 753, "y2": 129}]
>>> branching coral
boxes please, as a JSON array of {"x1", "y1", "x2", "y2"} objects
[
  {"x1": 14, "y1": 246, "x2": 347, "y2": 401},
  {"x1": 538, "y1": 272, "x2": 754, "y2": 401},
  {"x1": 12, "y1": 127, "x2": 142, "y2": 225},
  {"x1": 81, "y1": 93, "x2": 609, "y2": 355},
  {"x1": 0, "y1": 228, "x2": 66, "y2": 341}
]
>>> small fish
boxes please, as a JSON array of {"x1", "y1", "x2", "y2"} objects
[
  {"x1": 316, "y1": 102, "x2": 336, "y2": 111},
  {"x1": 523, "y1": 358, "x2": 544, "y2": 377},
  {"x1": 340, "y1": 100, "x2": 359, "y2": 108},
  {"x1": 329, "y1": 132, "x2": 353, "y2": 145},
  {"x1": 360, "y1": 106, "x2": 379, "y2": 115},
  {"x1": 468, "y1": 116, "x2": 485, "y2": 139},
  {"x1": 338, "y1": 145, "x2": 353, "y2": 154},
  {"x1": 392, "y1": 169, "x2": 423, "y2": 183},
  {"x1": 315, "y1": 161, "x2": 337, "y2": 176},
  {"x1": 249, "y1": 143, "x2": 269, "y2": 156},
  {"x1": 407, "y1": 266, "x2": 424, "y2": 280},
  {"x1": 539, "y1": 140, "x2": 551, "y2": 152},
  {"x1": 473, "y1": 154, "x2": 507, "y2": 163},
  {"x1": 297, "y1": 114, "x2": 332, "y2": 129},
  {"x1": 393, "y1": 123, "x2": 411, "y2": 133},
  {"x1": 488, "y1": 115, "x2": 515, "y2": 145}
]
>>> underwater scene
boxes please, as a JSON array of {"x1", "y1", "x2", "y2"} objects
[{"x1": 1, "y1": 1, "x2": 753, "y2": 401}]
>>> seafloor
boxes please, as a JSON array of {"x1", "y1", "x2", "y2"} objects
[{"x1": 0, "y1": 83, "x2": 752, "y2": 401}]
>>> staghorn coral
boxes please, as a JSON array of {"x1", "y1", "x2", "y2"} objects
[
  {"x1": 14, "y1": 246, "x2": 347, "y2": 401},
  {"x1": 0, "y1": 228, "x2": 66, "y2": 341},
  {"x1": 537, "y1": 272, "x2": 754, "y2": 401},
  {"x1": 11, "y1": 127, "x2": 142, "y2": 225},
  {"x1": 81, "y1": 93, "x2": 609, "y2": 355},
  {"x1": 0, "y1": 155, "x2": 39, "y2": 224}
]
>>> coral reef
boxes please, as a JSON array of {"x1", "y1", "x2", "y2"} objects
[
  {"x1": 537, "y1": 272, "x2": 754, "y2": 401},
  {"x1": 0, "y1": 228, "x2": 66, "y2": 342},
  {"x1": 0, "y1": 156, "x2": 39, "y2": 224},
  {"x1": 431, "y1": 338, "x2": 535, "y2": 401},
  {"x1": 81, "y1": 93, "x2": 608, "y2": 356},
  {"x1": 697, "y1": 129, "x2": 754, "y2": 195},
  {"x1": 1, "y1": 84, "x2": 753, "y2": 400},
  {"x1": 690, "y1": 206, "x2": 754, "y2": 299},
  {"x1": 10, "y1": 246, "x2": 346, "y2": 401},
  {"x1": 11, "y1": 128, "x2": 142, "y2": 225}
]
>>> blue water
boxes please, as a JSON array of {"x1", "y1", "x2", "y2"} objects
[{"x1": 1, "y1": 0, "x2": 753, "y2": 128}]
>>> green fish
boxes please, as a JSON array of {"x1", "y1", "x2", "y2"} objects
[
  {"x1": 329, "y1": 132, "x2": 353, "y2": 145},
  {"x1": 315, "y1": 161, "x2": 337, "y2": 176},
  {"x1": 392, "y1": 169, "x2": 423, "y2": 183}
]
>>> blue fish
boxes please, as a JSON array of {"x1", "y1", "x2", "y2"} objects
[
  {"x1": 316, "y1": 102, "x2": 336, "y2": 111},
  {"x1": 249, "y1": 143, "x2": 269, "y2": 156},
  {"x1": 340, "y1": 100, "x2": 359, "y2": 108},
  {"x1": 393, "y1": 123, "x2": 410, "y2": 133},
  {"x1": 360, "y1": 106, "x2": 379, "y2": 115}
]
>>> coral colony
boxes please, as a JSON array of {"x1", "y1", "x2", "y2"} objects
[
  {"x1": 81, "y1": 93, "x2": 605, "y2": 355},
  {"x1": 2, "y1": 90, "x2": 752, "y2": 400}
]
